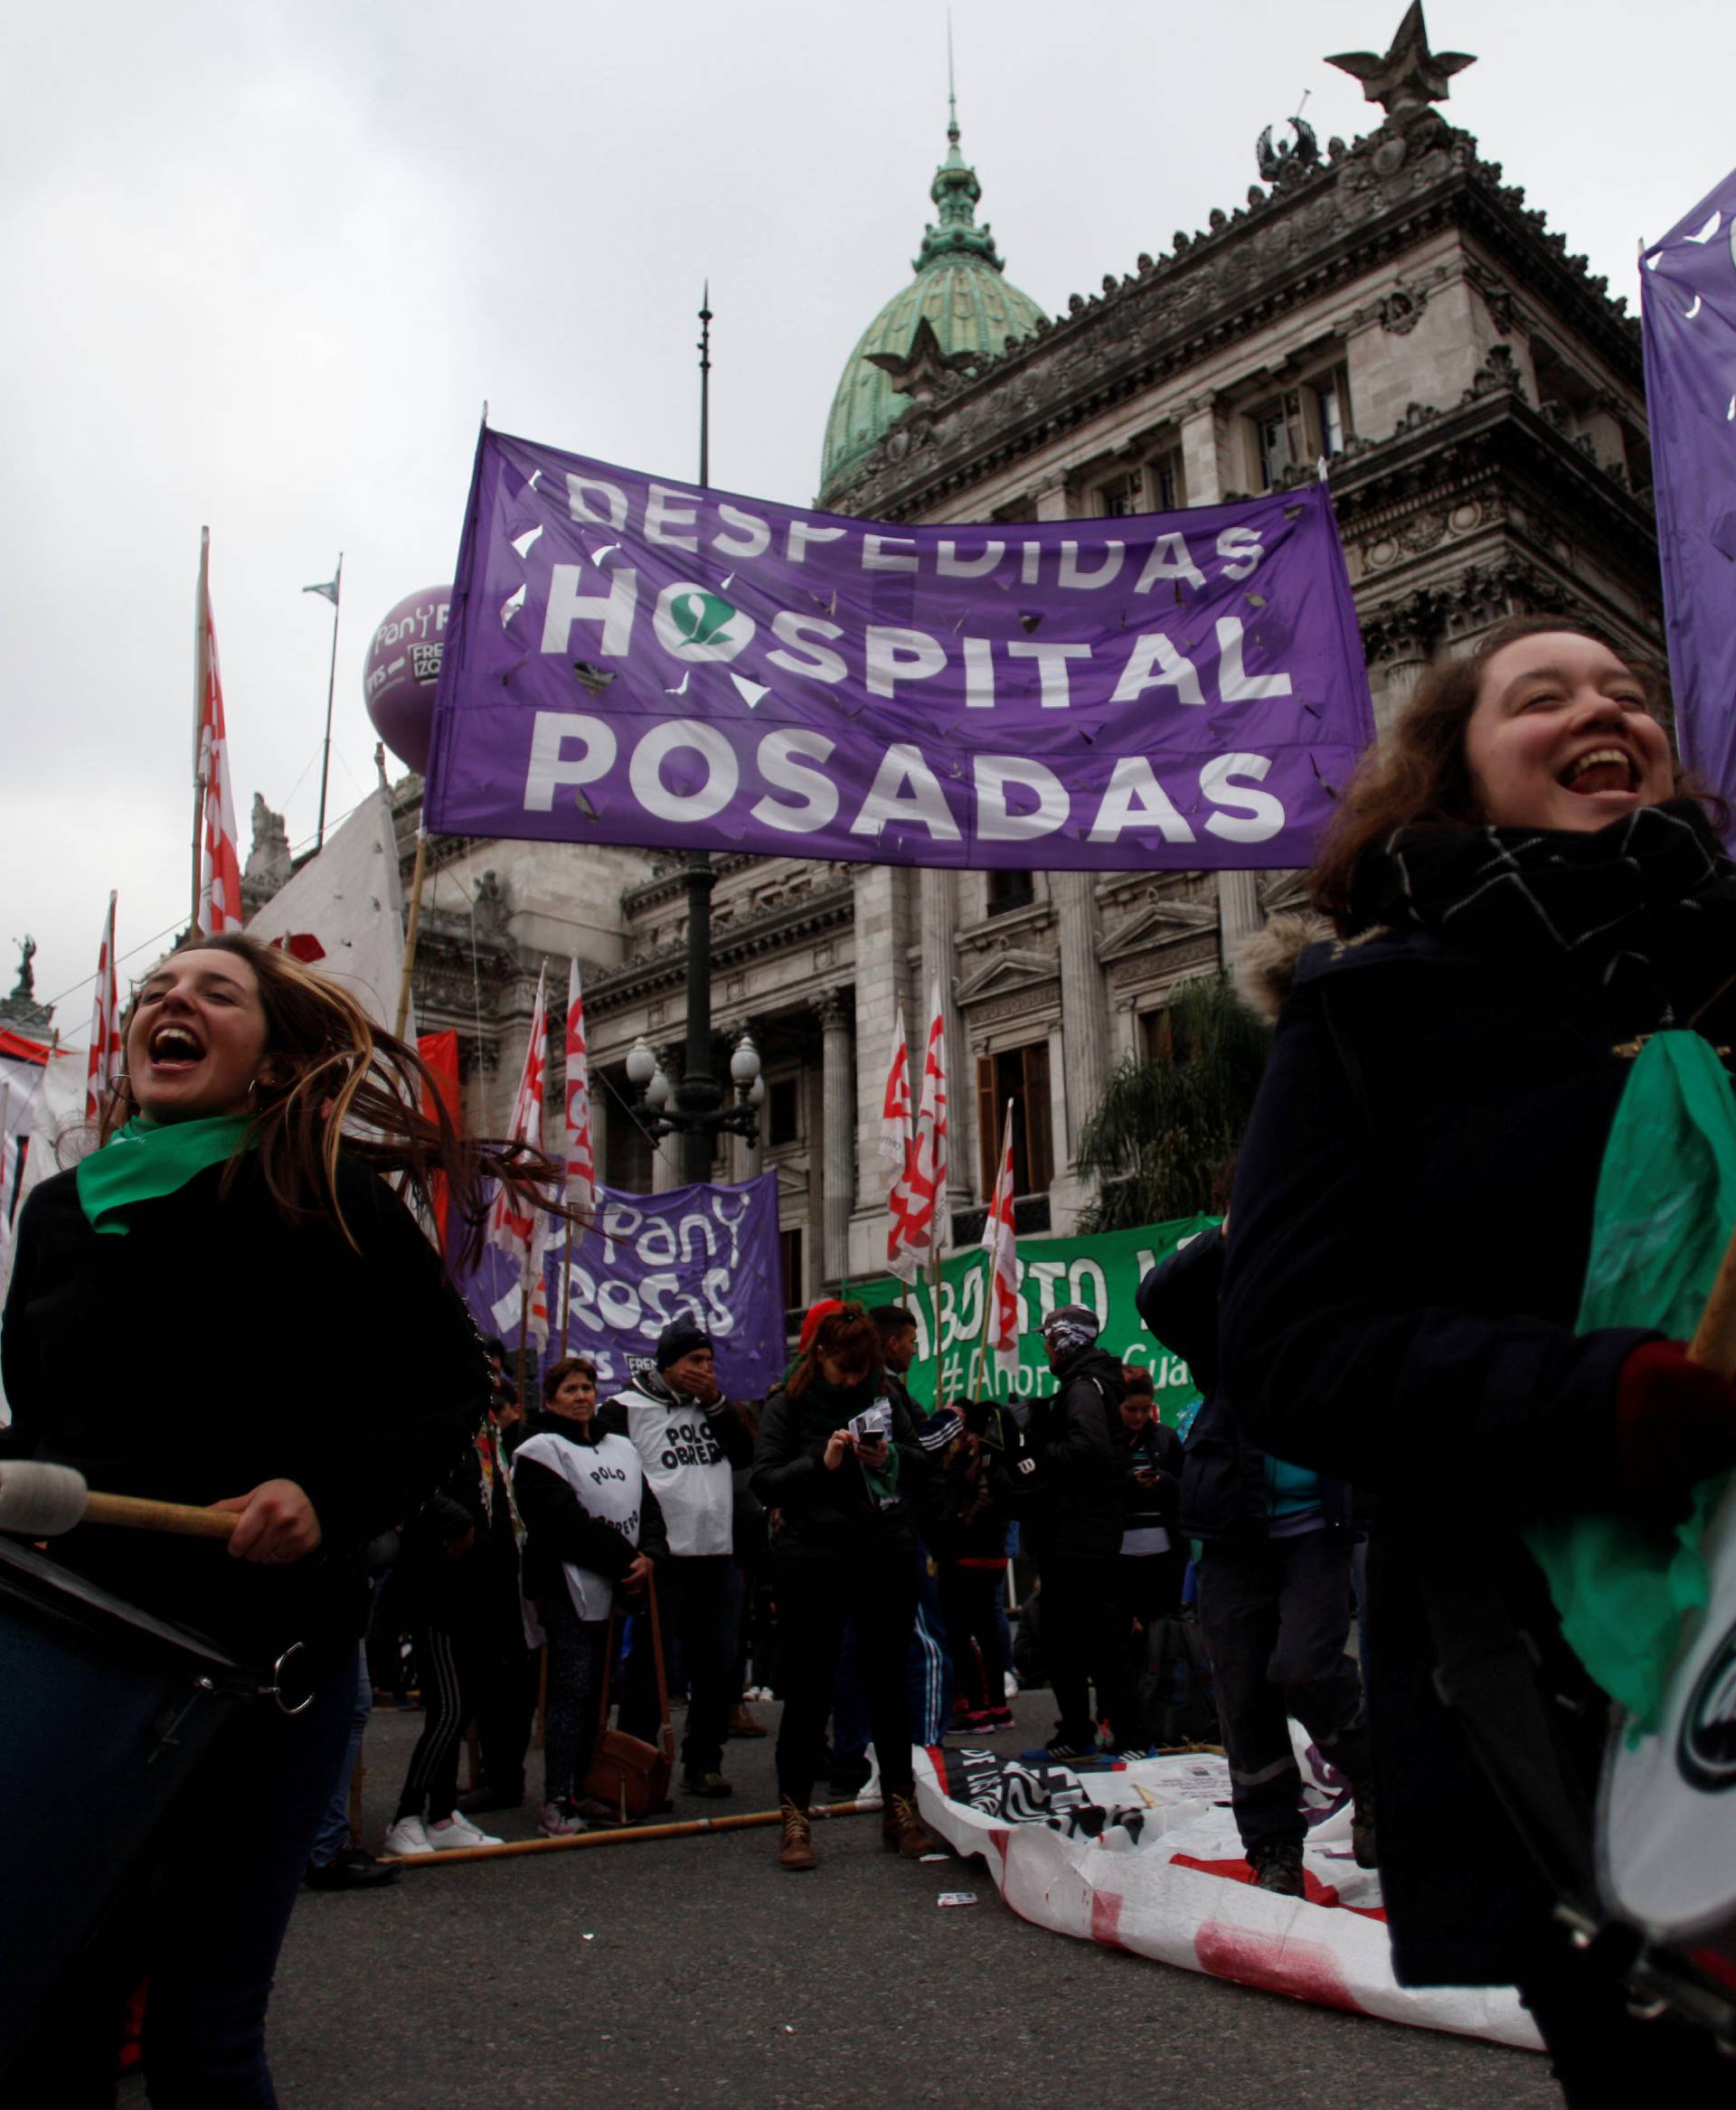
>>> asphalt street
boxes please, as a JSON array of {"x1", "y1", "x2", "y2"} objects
[{"x1": 191, "y1": 1691, "x2": 1562, "y2": 2110}]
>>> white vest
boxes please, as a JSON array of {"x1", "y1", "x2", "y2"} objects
[
  {"x1": 609, "y1": 1389, "x2": 734, "y2": 1558},
  {"x1": 514, "y1": 1428, "x2": 646, "y2": 1621}
]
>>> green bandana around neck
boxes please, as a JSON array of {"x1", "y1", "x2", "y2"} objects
[{"x1": 75, "y1": 1113, "x2": 256, "y2": 1236}]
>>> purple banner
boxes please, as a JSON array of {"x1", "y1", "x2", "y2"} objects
[
  {"x1": 1642, "y1": 169, "x2": 1736, "y2": 840},
  {"x1": 452, "y1": 1175, "x2": 787, "y2": 1399},
  {"x1": 424, "y1": 428, "x2": 1375, "y2": 870}
]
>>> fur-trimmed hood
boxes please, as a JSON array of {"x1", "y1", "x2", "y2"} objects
[{"x1": 1231, "y1": 911, "x2": 1335, "y2": 1025}]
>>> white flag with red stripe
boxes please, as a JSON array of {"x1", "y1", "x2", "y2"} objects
[
  {"x1": 84, "y1": 890, "x2": 120, "y2": 1124},
  {"x1": 980, "y1": 1099, "x2": 1021, "y2": 1374},
  {"x1": 904, "y1": 979, "x2": 949, "y2": 1268},
  {"x1": 194, "y1": 530, "x2": 244, "y2": 936},
  {"x1": 881, "y1": 1004, "x2": 920, "y2": 1283},
  {"x1": 487, "y1": 965, "x2": 549, "y2": 1271},
  {"x1": 562, "y1": 959, "x2": 596, "y2": 1219}
]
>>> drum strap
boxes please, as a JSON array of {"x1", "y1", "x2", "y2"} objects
[{"x1": 1421, "y1": 1578, "x2": 1600, "y2": 1920}]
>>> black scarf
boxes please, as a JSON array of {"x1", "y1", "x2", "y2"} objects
[{"x1": 1358, "y1": 799, "x2": 1736, "y2": 1035}]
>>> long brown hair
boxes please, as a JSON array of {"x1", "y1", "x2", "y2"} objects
[
  {"x1": 1310, "y1": 616, "x2": 1703, "y2": 934},
  {"x1": 103, "y1": 930, "x2": 566, "y2": 1254},
  {"x1": 786, "y1": 1301, "x2": 882, "y2": 1399}
]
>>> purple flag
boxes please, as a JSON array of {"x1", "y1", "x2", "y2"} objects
[
  {"x1": 424, "y1": 428, "x2": 1375, "y2": 871},
  {"x1": 450, "y1": 1174, "x2": 786, "y2": 1399},
  {"x1": 1643, "y1": 170, "x2": 1736, "y2": 834}
]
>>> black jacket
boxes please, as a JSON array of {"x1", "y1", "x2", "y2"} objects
[
  {"x1": 1140, "y1": 1229, "x2": 1351, "y2": 1540},
  {"x1": 1119, "y1": 1419, "x2": 1183, "y2": 1536},
  {"x1": 392, "y1": 1418, "x2": 526, "y2": 1635},
  {"x1": 1219, "y1": 918, "x2": 1699, "y2": 1988},
  {"x1": 512, "y1": 1422, "x2": 669, "y2": 1606},
  {"x1": 0, "y1": 1154, "x2": 489, "y2": 1662},
  {"x1": 750, "y1": 1377, "x2": 929, "y2": 1559},
  {"x1": 1022, "y1": 1343, "x2": 1128, "y2": 1559}
]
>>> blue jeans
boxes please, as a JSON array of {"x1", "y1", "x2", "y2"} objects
[
  {"x1": 308, "y1": 1646, "x2": 372, "y2": 1867},
  {"x1": 619, "y1": 1554, "x2": 741, "y2": 1776},
  {"x1": 13, "y1": 1653, "x2": 356, "y2": 2107}
]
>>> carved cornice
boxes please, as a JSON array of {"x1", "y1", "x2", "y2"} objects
[
  {"x1": 955, "y1": 944, "x2": 1057, "y2": 1007},
  {"x1": 589, "y1": 879, "x2": 855, "y2": 1013},
  {"x1": 830, "y1": 113, "x2": 1640, "y2": 523}
]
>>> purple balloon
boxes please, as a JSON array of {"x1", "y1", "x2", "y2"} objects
[{"x1": 363, "y1": 586, "x2": 451, "y2": 770}]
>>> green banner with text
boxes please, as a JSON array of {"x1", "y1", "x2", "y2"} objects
[{"x1": 847, "y1": 1212, "x2": 1217, "y2": 1434}]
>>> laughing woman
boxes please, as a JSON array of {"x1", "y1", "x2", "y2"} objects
[
  {"x1": 0, "y1": 932, "x2": 561, "y2": 2107},
  {"x1": 1219, "y1": 617, "x2": 1736, "y2": 2102}
]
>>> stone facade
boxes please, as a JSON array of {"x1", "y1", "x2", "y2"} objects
[{"x1": 315, "y1": 10, "x2": 1661, "y2": 1326}]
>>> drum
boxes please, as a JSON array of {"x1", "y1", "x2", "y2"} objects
[
  {"x1": 1598, "y1": 1473, "x2": 1736, "y2": 2030},
  {"x1": 0, "y1": 1533, "x2": 264, "y2": 2069}
]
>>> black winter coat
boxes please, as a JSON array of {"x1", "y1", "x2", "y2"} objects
[
  {"x1": 1218, "y1": 920, "x2": 1720, "y2": 1988},
  {"x1": 750, "y1": 1379, "x2": 929, "y2": 1560},
  {"x1": 0, "y1": 1154, "x2": 489, "y2": 1663},
  {"x1": 1140, "y1": 1229, "x2": 1350, "y2": 1540},
  {"x1": 1022, "y1": 1344, "x2": 1128, "y2": 1559}
]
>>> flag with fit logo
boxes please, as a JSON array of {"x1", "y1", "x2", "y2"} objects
[
  {"x1": 980, "y1": 1100, "x2": 1020, "y2": 1375},
  {"x1": 194, "y1": 529, "x2": 244, "y2": 936},
  {"x1": 881, "y1": 1003, "x2": 920, "y2": 1283},
  {"x1": 84, "y1": 891, "x2": 120, "y2": 1124},
  {"x1": 562, "y1": 959, "x2": 596, "y2": 1219},
  {"x1": 903, "y1": 982, "x2": 949, "y2": 1267}
]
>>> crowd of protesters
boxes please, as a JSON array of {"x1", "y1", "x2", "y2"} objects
[{"x1": 10, "y1": 618, "x2": 1736, "y2": 2108}]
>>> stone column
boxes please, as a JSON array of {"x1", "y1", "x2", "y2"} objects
[
  {"x1": 650, "y1": 1048, "x2": 682, "y2": 1193},
  {"x1": 1217, "y1": 870, "x2": 1263, "y2": 967},
  {"x1": 1052, "y1": 871, "x2": 1109, "y2": 1161},
  {"x1": 587, "y1": 1076, "x2": 609, "y2": 1189},
  {"x1": 919, "y1": 869, "x2": 971, "y2": 1222},
  {"x1": 818, "y1": 993, "x2": 854, "y2": 1284},
  {"x1": 1179, "y1": 395, "x2": 1224, "y2": 505}
]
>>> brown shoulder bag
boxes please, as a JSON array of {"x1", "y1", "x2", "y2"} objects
[{"x1": 581, "y1": 1578, "x2": 673, "y2": 1823}]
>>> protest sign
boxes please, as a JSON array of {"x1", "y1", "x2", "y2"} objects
[
  {"x1": 848, "y1": 1211, "x2": 1216, "y2": 1433},
  {"x1": 1642, "y1": 167, "x2": 1736, "y2": 834},
  {"x1": 452, "y1": 1174, "x2": 785, "y2": 1399},
  {"x1": 424, "y1": 429, "x2": 1374, "y2": 871}
]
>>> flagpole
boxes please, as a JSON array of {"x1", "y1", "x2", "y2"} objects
[
  {"x1": 314, "y1": 553, "x2": 344, "y2": 852},
  {"x1": 969, "y1": 1099, "x2": 1015, "y2": 1399},
  {"x1": 393, "y1": 826, "x2": 429, "y2": 1041},
  {"x1": 192, "y1": 527, "x2": 211, "y2": 930},
  {"x1": 558, "y1": 1220, "x2": 574, "y2": 1360}
]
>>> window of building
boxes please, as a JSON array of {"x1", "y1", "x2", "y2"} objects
[
  {"x1": 1250, "y1": 362, "x2": 1351, "y2": 489},
  {"x1": 986, "y1": 869, "x2": 1035, "y2": 917},
  {"x1": 767, "y1": 1074, "x2": 801, "y2": 1148},
  {"x1": 976, "y1": 1041, "x2": 1054, "y2": 1199},
  {"x1": 1147, "y1": 449, "x2": 1184, "y2": 513},
  {"x1": 1095, "y1": 472, "x2": 1141, "y2": 517},
  {"x1": 1139, "y1": 1006, "x2": 1175, "y2": 1064},
  {"x1": 779, "y1": 1227, "x2": 804, "y2": 1313}
]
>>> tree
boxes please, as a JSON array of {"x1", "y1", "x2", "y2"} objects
[{"x1": 1074, "y1": 971, "x2": 1270, "y2": 1232}]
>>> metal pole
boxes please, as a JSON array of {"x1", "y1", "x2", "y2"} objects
[
  {"x1": 678, "y1": 285, "x2": 716, "y2": 1189},
  {"x1": 315, "y1": 553, "x2": 344, "y2": 852},
  {"x1": 192, "y1": 527, "x2": 211, "y2": 931}
]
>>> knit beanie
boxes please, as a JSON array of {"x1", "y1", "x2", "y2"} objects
[{"x1": 656, "y1": 1317, "x2": 712, "y2": 1371}]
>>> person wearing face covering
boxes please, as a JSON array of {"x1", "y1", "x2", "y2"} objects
[
  {"x1": 1020, "y1": 1305, "x2": 1155, "y2": 1763},
  {"x1": 1221, "y1": 617, "x2": 1736, "y2": 2103},
  {"x1": 750, "y1": 1301, "x2": 940, "y2": 1872}
]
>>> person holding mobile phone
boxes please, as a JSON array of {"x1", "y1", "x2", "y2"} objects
[{"x1": 750, "y1": 1303, "x2": 940, "y2": 1872}]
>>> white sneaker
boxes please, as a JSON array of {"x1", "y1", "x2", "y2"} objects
[
  {"x1": 383, "y1": 1815, "x2": 430, "y2": 1857},
  {"x1": 424, "y1": 1812, "x2": 502, "y2": 1851}
]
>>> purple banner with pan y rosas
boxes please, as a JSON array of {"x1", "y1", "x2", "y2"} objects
[
  {"x1": 1642, "y1": 166, "x2": 1736, "y2": 845},
  {"x1": 450, "y1": 1175, "x2": 787, "y2": 1399},
  {"x1": 423, "y1": 428, "x2": 1376, "y2": 870}
]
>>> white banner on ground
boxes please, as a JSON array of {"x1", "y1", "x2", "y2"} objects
[{"x1": 911, "y1": 1746, "x2": 1542, "y2": 2054}]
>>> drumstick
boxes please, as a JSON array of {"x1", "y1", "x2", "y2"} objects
[
  {"x1": 1687, "y1": 1221, "x2": 1736, "y2": 1380},
  {"x1": 0, "y1": 1459, "x2": 237, "y2": 1540}
]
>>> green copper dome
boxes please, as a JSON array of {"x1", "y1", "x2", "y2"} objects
[{"x1": 819, "y1": 109, "x2": 1045, "y2": 503}]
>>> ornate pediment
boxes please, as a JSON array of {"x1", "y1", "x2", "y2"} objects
[
  {"x1": 1257, "y1": 872, "x2": 1313, "y2": 917},
  {"x1": 1098, "y1": 895, "x2": 1219, "y2": 964},
  {"x1": 954, "y1": 943, "x2": 1057, "y2": 1006}
]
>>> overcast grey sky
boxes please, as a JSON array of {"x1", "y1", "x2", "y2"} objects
[{"x1": 3, "y1": 0, "x2": 1728, "y2": 1030}]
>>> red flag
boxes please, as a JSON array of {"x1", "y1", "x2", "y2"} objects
[
  {"x1": 194, "y1": 530, "x2": 243, "y2": 936},
  {"x1": 903, "y1": 979, "x2": 949, "y2": 1267},
  {"x1": 487, "y1": 965, "x2": 549, "y2": 1264},
  {"x1": 881, "y1": 1003, "x2": 920, "y2": 1283},
  {"x1": 84, "y1": 890, "x2": 120, "y2": 1124},
  {"x1": 980, "y1": 1099, "x2": 1021, "y2": 1374},
  {"x1": 417, "y1": 1029, "x2": 461, "y2": 1250},
  {"x1": 562, "y1": 959, "x2": 596, "y2": 1218}
]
